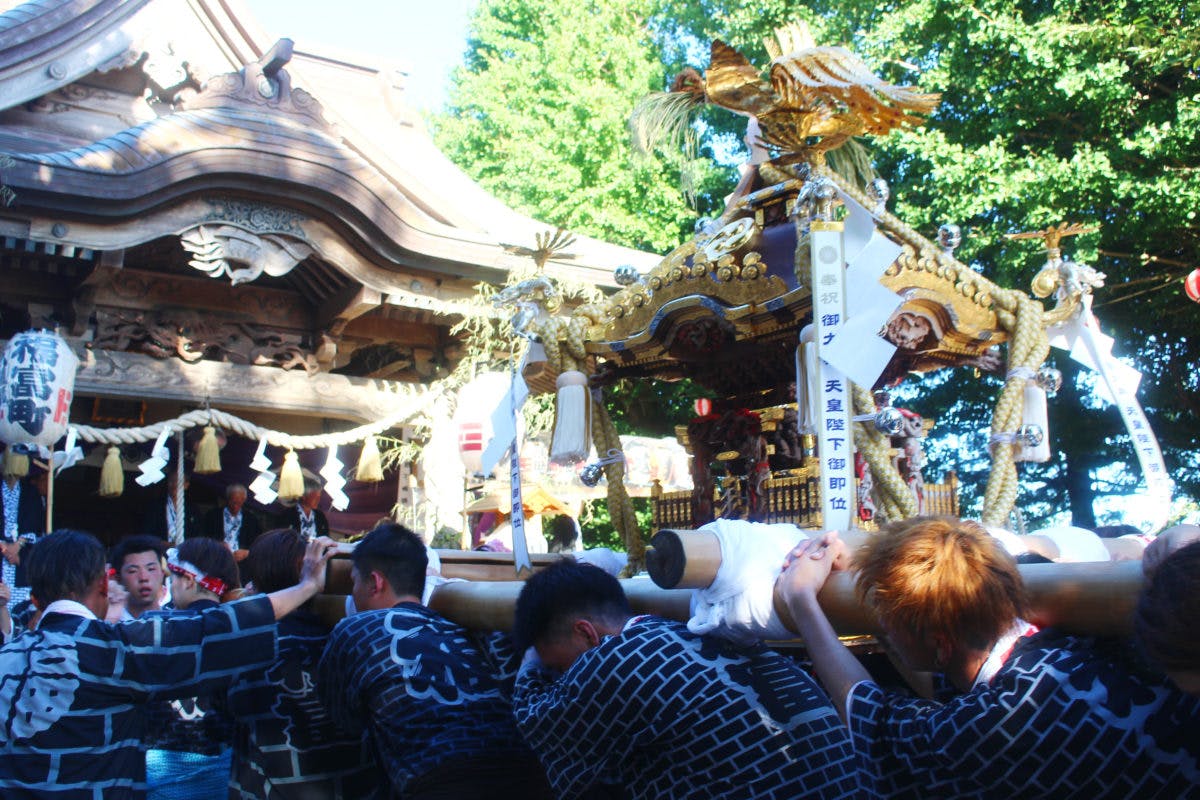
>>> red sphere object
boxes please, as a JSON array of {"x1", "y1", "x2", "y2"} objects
[
  {"x1": 1186, "y1": 269, "x2": 1200, "y2": 303},
  {"x1": 694, "y1": 397, "x2": 713, "y2": 416}
]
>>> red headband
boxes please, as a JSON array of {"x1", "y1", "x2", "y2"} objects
[{"x1": 166, "y1": 552, "x2": 227, "y2": 597}]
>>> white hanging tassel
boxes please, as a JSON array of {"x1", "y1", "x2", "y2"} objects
[
  {"x1": 795, "y1": 325, "x2": 821, "y2": 433},
  {"x1": 549, "y1": 370, "x2": 590, "y2": 465},
  {"x1": 278, "y1": 450, "x2": 305, "y2": 501},
  {"x1": 1015, "y1": 380, "x2": 1051, "y2": 462}
]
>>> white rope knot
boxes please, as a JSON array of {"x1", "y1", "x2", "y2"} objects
[{"x1": 1006, "y1": 366, "x2": 1037, "y2": 381}]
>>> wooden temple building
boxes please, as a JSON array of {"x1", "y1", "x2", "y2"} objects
[{"x1": 0, "y1": 0, "x2": 656, "y2": 540}]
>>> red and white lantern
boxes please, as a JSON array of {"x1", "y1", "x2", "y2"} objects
[
  {"x1": 452, "y1": 372, "x2": 511, "y2": 475},
  {"x1": 1185, "y1": 268, "x2": 1200, "y2": 303}
]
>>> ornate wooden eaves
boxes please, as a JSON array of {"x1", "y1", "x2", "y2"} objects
[
  {"x1": 587, "y1": 172, "x2": 1014, "y2": 395},
  {"x1": 0, "y1": 0, "x2": 151, "y2": 109},
  {"x1": 72, "y1": 343, "x2": 415, "y2": 423}
]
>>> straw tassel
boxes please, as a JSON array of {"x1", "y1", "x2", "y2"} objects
[
  {"x1": 356, "y1": 436, "x2": 384, "y2": 483},
  {"x1": 278, "y1": 450, "x2": 305, "y2": 500},
  {"x1": 194, "y1": 426, "x2": 221, "y2": 474},
  {"x1": 98, "y1": 445, "x2": 124, "y2": 497},
  {"x1": 3, "y1": 446, "x2": 29, "y2": 478},
  {"x1": 550, "y1": 370, "x2": 590, "y2": 465}
]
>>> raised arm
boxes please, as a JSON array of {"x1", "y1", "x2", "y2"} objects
[
  {"x1": 112, "y1": 538, "x2": 338, "y2": 698},
  {"x1": 264, "y1": 537, "x2": 338, "y2": 619},
  {"x1": 775, "y1": 533, "x2": 871, "y2": 720}
]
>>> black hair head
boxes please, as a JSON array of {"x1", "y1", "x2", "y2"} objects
[
  {"x1": 1136, "y1": 540, "x2": 1200, "y2": 673},
  {"x1": 245, "y1": 528, "x2": 306, "y2": 594},
  {"x1": 28, "y1": 529, "x2": 106, "y2": 606},
  {"x1": 109, "y1": 535, "x2": 166, "y2": 572},
  {"x1": 351, "y1": 523, "x2": 428, "y2": 600},
  {"x1": 513, "y1": 558, "x2": 631, "y2": 652}
]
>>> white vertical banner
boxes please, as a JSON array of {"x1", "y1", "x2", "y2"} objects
[
  {"x1": 506, "y1": 357, "x2": 532, "y2": 573},
  {"x1": 1045, "y1": 294, "x2": 1172, "y2": 529},
  {"x1": 811, "y1": 221, "x2": 855, "y2": 530},
  {"x1": 508, "y1": 435, "x2": 532, "y2": 573},
  {"x1": 1076, "y1": 298, "x2": 1172, "y2": 527}
]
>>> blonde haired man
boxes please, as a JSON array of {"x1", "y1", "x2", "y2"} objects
[{"x1": 778, "y1": 516, "x2": 1200, "y2": 800}]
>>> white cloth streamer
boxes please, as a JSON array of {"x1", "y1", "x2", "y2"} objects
[
  {"x1": 1034, "y1": 526, "x2": 1110, "y2": 563},
  {"x1": 985, "y1": 526, "x2": 1028, "y2": 557},
  {"x1": 687, "y1": 519, "x2": 812, "y2": 644},
  {"x1": 575, "y1": 547, "x2": 628, "y2": 577}
]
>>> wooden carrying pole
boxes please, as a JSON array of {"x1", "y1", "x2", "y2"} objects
[
  {"x1": 645, "y1": 528, "x2": 1146, "y2": 637},
  {"x1": 317, "y1": 531, "x2": 1145, "y2": 636},
  {"x1": 323, "y1": 550, "x2": 565, "y2": 595},
  {"x1": 313, "y1": 577, "x2": 693, "y2": 633}
]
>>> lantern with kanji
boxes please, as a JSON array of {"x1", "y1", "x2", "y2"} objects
[{"x1": 0, "y1": 330, "x2": 78, "y2": 448}]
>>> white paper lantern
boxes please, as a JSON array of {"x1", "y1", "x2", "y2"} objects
[
  {"x1": 0, "y1": 330, "x2": 78, "y2": 447},
  {"x1": 451, "y1": 372, "x2": 511, "y2": 475}
]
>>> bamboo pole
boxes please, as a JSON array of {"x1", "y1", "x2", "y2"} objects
[
  {"x1": 44, "y1": 462, "x2": 53, "y2": 533},
  {"x1": 647, "y1": 528, "x2": 870, "y2": 589}
]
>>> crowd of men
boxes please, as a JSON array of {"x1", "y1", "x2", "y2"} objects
[{"x1": 0, "y1": 458, "x2": 1198, "y2": 798}]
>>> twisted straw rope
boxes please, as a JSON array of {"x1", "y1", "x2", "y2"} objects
[
  {"x1": 981, "y1": 292, "x2": 1049, "y2": 526},
  {"x1": 68, "y1": 386, "x2": 441, "y2": 450},
  {"x1": 534, "y1": 313, "x2": 644, "y2": 572},
  {"x1": 851, "y1": 384, "x2": 915, "y2": 522}
]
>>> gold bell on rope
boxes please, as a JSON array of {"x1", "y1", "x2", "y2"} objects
[
  {"x1": 98, "y1": 445, "x2": 125, "y2": 497},
  {"x1": 278, "y1": 449, "x2": 305, "y2": 501},
  {"x1": 194, "y1": 426, "x2": 222, "y2": 474},
  {"x1": 356, "y1": 436, "x2": 384, "y2": 483}
]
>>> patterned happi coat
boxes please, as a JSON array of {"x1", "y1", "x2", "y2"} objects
[
  {"x1": 513, "y1": 616, "x2": 867, "y2": 800},
  {"x1": 317, "y1": 602, "x2": 539, "y2": 796},
  {"x1": 142, "y1": 599, "x2": 233, "y2": 757},
  {"x1": 848, "y1": 631, "x2": 1200, "y2": 799},
  {"x1": 226, "y1": 608, "x2": 381, "y2": 799},
  {"x1": 0, "y1": 596, "x2": 277, "y2": 799}
]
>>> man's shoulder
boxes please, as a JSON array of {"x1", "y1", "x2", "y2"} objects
[
  {"x1": 572, "y1": 617, "x2": 699, "y2": 672},
  {"x1": 1010, "y1": 631, "x2": 1189, "y2": 699},
  {"x1": 1005, "y1": 630, "x2": 1144, "y2": 683},
  {"x1": 329, "y1": 605, "x2": 418, "y2": 643},
  {"x1": 342, "y1": 603, "x2": 457, "y2": 634},
  {"x1": 2, "y1": 616, "x2": 108, "y2": 662},
  {"x1": 624, "y1": 615, "x2": 686, "y2": 637}
]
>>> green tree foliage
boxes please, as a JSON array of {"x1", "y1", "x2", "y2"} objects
[
  {"x1": 577, "y1": 496, "x2": 654, "y2": 550},
  {"x1": 433, "y1": 0, "x2": 728, "y2": 253}
]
